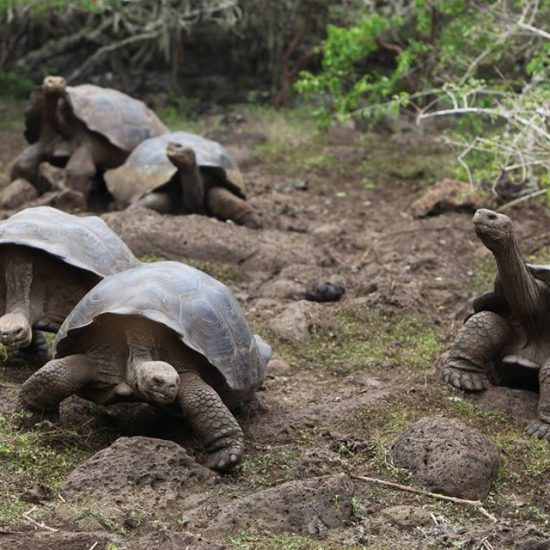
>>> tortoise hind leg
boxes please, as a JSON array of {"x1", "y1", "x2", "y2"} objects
[
  {"x1": 444, "y1": 311, "x2": 510, "y2": 391},
  {"x1": 526, "y1": 363, "x2": 550, "y2": 440},
  {"x1": 206, "y1": 187, "x2": 261, "y2": 228},
  {"x1": 19, "y1": 354, "x2": 98, "y2": 415},
  {"x1": 177, "y1": 371, "x2": 244, "y2": 472}
]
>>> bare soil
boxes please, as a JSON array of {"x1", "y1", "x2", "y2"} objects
[{"x1": 0, "y1": 107, "x2": 548, "y2": 550}]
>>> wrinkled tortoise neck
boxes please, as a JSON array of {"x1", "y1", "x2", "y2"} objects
[
  {"x1": 125, "y1": 318, "x2": 156, "y2": 385},
  {"x1": 492, "y1": 231, "x2": 544, "y2": 334}
]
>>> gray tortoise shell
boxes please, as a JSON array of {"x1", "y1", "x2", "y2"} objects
[
  {"x1": 25, "y1": 84, "x2": 167, "y2": 152},
  {"x1": 104, "y1": 131, "x2": 244, "y2": 206},
  {"x1": 55, "y1": 261, "x2": 271, "y2": 397},
  {"x1": 0, "y1": 206, "x2": 140, "y2": 277}
]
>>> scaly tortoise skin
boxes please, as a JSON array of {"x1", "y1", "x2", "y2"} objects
[
  {"x1": 104, "y1": 131, "x2": 260, "y2": 227},
  {"x1": 19, "y1": 261, "x2": 271, "y2": 471},
  {"x1": 11, "y1": 76, "x2": 167, "y2": 205},
  {"x1": 443, "y1": 209, "x2": 550, "y2": 440},
  {"x1": 0, "y1": 206, "x2": 139, "y2": 362}
]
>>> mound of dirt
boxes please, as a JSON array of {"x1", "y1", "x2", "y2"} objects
[
  {"x1": 198, "y1": 473, "x2": 355, "y2": 538},
  {"x1": 390, "y1": 416, "x2": 500, "y2": 500},
  {"x1": 102, "y1": 208, "x2": 331, "y2": 277}
]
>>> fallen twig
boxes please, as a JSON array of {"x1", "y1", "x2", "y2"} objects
[
  {"x1": 350, "y1": 473, "x2": 498, "y2": 522},
  {"x1": 498, "y1": 188, "x2": 547, "y2": 211},
  {"x1": 22, "y1": 505, "x2": 59, "y2": 533}
]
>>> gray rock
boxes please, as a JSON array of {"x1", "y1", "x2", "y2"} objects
[{"x1": 390, "y1": 416, "x2": 500, "y2": 500}]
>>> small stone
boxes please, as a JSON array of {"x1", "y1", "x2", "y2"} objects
[
  {"x1": 267, "y1": 357, "x2": 291, "y2": 377},
  {"x1": 0, "y1": 178, "x2": 38, "y2": 209},
  {"x1": 379, "y1": 505, "x2": 433, "y2": 529}
]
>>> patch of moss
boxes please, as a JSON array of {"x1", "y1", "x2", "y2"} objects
[
  {"x1": 284, "y1": 307, "x2": 443, "y2": 375},
  {"x1": 466, "y1": 256, "x2": 496, "y2": 294},
  {"x1": 239, "y1": 447, "x2": 301, "y2": 488},
  {"x1": 0, "y1": 415, "x2": 92, "y2": 528},
  {"x1": 228, "y1": 533, "x2": 362, "y2": 550}
]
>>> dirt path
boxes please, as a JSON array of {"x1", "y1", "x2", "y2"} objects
[{"x1": 0, "y1": 108, "x2": 548, "y2": 549}]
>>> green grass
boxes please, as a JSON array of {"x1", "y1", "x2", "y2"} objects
[
  {"x1": 279, "y1": 306, "x2": 444, "y2": 375},
  {"x1": 0, "y1": 415, "x2": 92, "y2": 528},
  {"x1": 228, "y1": 533, "x2": 363, "y2": 550}
]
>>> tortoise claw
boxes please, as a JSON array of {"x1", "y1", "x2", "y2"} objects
[
  {"x1": 204, "y1": 441, "x2": 244, "y2": 472},
  {"x1": 525, "y1": 419, "x2": 550, "y2": 440},
  {"x1": 444, "y1": 367, "x2": 489, "y2": 392}
]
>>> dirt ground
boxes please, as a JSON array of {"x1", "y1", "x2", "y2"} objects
[{"x1": 0, "y1": 103, "x2": 548, "y2": 550}]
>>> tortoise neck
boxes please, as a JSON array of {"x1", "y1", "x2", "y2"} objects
[
  {"x1": 44, "y1": 92, "x2": 71, "y2": 138},
  {"x1": 125, "y1": 317, "x2": 157, "y2": 376},
  {"x1": 3, "y1": 247, "x2": 33, "y2": 320},
  {"x1": 493, "y1": 234, "x2": 542, "y2": 334}
]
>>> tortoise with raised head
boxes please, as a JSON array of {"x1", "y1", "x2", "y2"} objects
[
  {"x1": 0, "y1": 206, "x2": 140, "y2": 364},
  {"x1": 11, "y1": 76, "x2": 167, "y2": 204},
  {"x1": 444, "y1": 208, "x2": 550, "y2": 440},
  {"x1": 19, "y1": 261, "x2": 271, "y2": 471},
  {"x1": 104, "y1": 131, "x2": 261, "y2": 228}
]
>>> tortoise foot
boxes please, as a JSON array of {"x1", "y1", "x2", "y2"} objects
[
  {"x1": 525, "y1": 419, "x2": 550, "y2": 440},
  {"x1": 443, "y1": 366, "x2": 490, "y2": 392},
  {"x1": 14, "y1": 399, "x2": 60, "y2": 429},
  {"x1": 204, "y1": 439, "x2": 244, "y2": 472}
]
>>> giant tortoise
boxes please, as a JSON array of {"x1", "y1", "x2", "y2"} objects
[
  {"x1": 444, "y1": 208, "x2": 550, "y2": 440},
  {"x1": 0, "y1": 206, "x2": 139, "y2": 363},
  {"x1": 19, "y1": 261, "x2": 271, "y2": 471},
  {"x1": 10, "y1": 76, "x2": 167, "y2": 205},
  {"x1": 104, "y1": 131, "x2": 261, "y2": 228}
]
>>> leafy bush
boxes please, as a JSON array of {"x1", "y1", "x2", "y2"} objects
[{"x1": 296, "y1": 0, "x2": 550, "y2": 190}]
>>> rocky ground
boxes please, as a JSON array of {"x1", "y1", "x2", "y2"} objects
[{"x1": 0, "y1": 102, "x2": 548, "y2": 549}]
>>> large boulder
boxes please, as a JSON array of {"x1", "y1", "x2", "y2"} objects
[{"x1": 390, "y1": 416, "x2": 500, "y2": 500}]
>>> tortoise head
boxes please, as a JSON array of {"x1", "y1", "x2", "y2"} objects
[
  {"x1": 0, "y1": 313, "x2": 33, "y2": 349},
  {"x1": 166, "y1": 142, "x2": 197, "y2": 170},
  {"x1": 42, "y1": 76, "x2": 67, "y2": 96},
  {"x1": 135, "y1": 360, "x2": 180, "y2": 404},
  {"x1": 473, "y1": 208, "x2": 514, "y2": 252}
]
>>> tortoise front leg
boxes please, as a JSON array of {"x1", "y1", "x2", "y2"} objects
[
  {"x1": 444, "y1": 311, "x2": 510, "y2": 391},
  {"x1": 526, "y1": 363, "x2": 550, "y2": 440},
  {"x1": 19, "y1": 354, "x2": 98, "y2": 414},
  {"x1": 65, "y1": 145, "x2": 96, "y2": 201},
  {"x1": 10, "y1": 143, "x2": 46, "y2": 185},
  {"x1": 206, "y1": 187, "x2": 260, "y2": 228},
  {"x1": 177, "y1": 371, "x2": 244, "y2": 472},
  {"x1": 0, "y1": 247, "x2": 34, "y2": 350}
]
